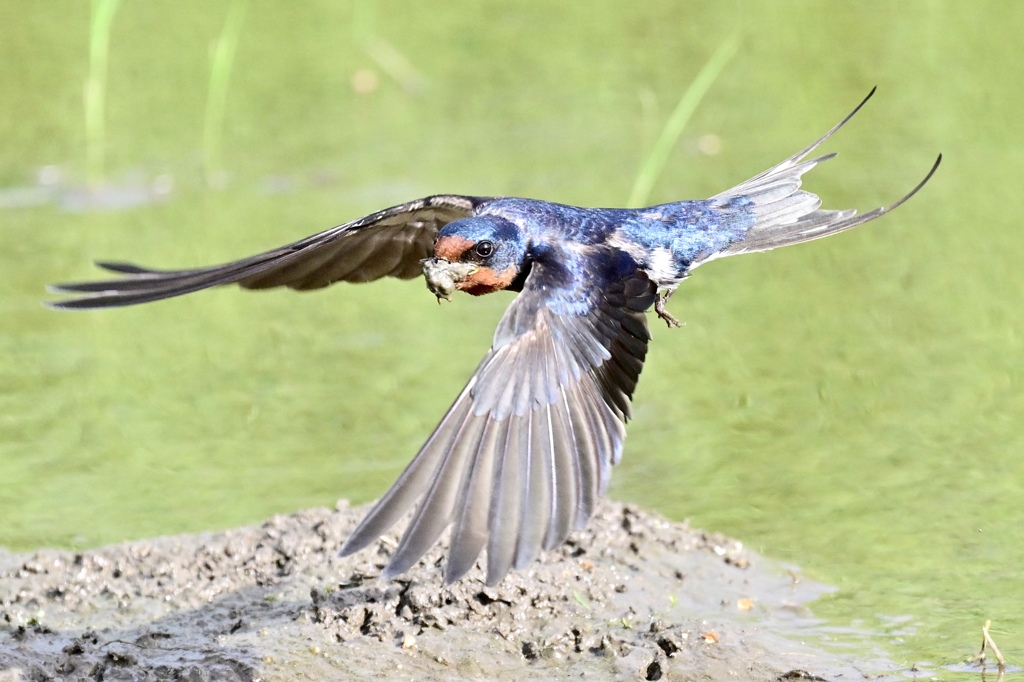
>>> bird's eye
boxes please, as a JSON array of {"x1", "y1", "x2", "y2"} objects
[{"x1": 474, "y1": 240, "x2": 495, "y2": 258}]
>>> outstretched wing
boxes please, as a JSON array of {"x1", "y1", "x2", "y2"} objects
[
  {"x1": 47, "y1": 194, "x2": 490, "y2": 309},
  {"x1": 699, "y1": 87, "x2": 941, "y2": 263},
  {"x1": 340, "y1": 246, "x2": 657, "y2": 585}
]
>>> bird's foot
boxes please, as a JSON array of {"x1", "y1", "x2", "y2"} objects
[{"x1": 655, "y1": 292, "x2": 681, "y2": 328}]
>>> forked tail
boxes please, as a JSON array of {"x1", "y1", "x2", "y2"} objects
[{"x1": 704, "y1": 88, "x2": 941, "y2": 262}]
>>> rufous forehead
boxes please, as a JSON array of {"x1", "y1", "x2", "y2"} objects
[{"x1": 434, "y1": 234, "x2": 475, "y2": 261}]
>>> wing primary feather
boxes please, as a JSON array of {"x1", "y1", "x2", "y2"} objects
[
  {"x1": 486, "y1": 416, "x2": 525, "y2": 585},
  {"x1": 577, "y1": 377, "x2": 619, "y2": 496},
  {"x1": 598, "y1": 358, "x2": 634, "y2": 418},
  {"x1": 544, "y1": 389, "x2": 578, "y2": 550},
  {"x1": 382, "y1": 409, "x2": 488, "y2": 578},
  {"x1": 341, "y1": 223, "x2": 409, "y2": 283},
  {"x1": 96, "y1": 261, "x2": 178, "y2": 275},
  {"x1": 444, "y1": 417, "x2": 504, "y2": 583},
  {"x1": 244, "y1": 243, "x2": 349, "y2": 290},
  {"x1": 514, "y1": 406, "x2": 554, "y2": 570},
  {"x1": 567, "y1": 379, "x2": 601, "y2": 529},
  {"x1": 339, "y1": 376, "x2": 481, "y2": 558}
]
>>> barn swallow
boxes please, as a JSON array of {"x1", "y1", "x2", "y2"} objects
[{"x1": 48, "y1": 89, "x2": 940, "y2": 585}]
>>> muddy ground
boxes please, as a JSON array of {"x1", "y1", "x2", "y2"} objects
[{"x1": 0, "y1": 501, "x2": 899, "y2": 681}]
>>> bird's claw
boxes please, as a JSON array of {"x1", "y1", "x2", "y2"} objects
[{"x1": 654, "y1": 292, "x2": 681, "y2": 328}]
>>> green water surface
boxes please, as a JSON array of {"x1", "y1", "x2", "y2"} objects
[{"x1": 2, "y1": 1, "x2": 1021, "y2": 676}]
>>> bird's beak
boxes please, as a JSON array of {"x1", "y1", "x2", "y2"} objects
[{"x1": 421, "y1": 257, "x2": 478, "y2": 302}]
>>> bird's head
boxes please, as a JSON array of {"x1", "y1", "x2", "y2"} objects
[{"x1": 423, "y1": 215, "x2": 528, "y2": 300}]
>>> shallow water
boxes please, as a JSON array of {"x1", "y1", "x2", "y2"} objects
[{"x1": 2, "y1": 1, "x2": 1021, "y2": 676}]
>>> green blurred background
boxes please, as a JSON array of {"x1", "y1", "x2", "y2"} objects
[{"x1": 1, "y1": 1, "x2": 1021, "y2": 676}]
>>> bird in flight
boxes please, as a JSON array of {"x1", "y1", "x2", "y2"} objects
[{"x1": 49, "y1": 89, "x2": 940, "y2": 585}]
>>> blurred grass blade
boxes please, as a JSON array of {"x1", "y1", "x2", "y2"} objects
[
  {"x1": 364, "y1": 36, "x2": 427, "y2": 95},
  {"x1": 352, "y1": 0, "x2": 426, "y2": 94},
  {"x1": 204, "y1": 0, "x2": 250, "y2": 188},
  {"x1": 627, "y1": 35, "x2": 740, "y2": 208},
  {"x1": 85, "y1": 0, "x2": 121, "y2": 188}
]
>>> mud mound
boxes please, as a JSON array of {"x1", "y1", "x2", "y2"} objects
[{"x1": 0, "y1": 501, "x2": 889, "y2": 680}]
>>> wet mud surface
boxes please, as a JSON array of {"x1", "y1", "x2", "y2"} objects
[{"x1": 1, "y1": 501, "x2": 897, "y2": 680}]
